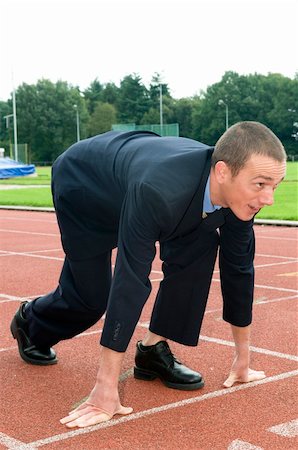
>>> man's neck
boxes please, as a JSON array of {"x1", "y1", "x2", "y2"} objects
[{"x1": 209, "y1": 169, "x2": 224, "y2": 207}]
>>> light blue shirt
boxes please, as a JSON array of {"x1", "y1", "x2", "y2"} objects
[{"x1": 203, "y1": 175, "x2": 222, "y2": 213}]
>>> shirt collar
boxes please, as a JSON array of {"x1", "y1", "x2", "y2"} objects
[{"x1": 203, "y1": 175, "x2": 221, "y2": 213}]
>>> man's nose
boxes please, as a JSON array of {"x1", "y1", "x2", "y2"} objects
[{"x1": 260, "y1": 188, "x2": 274, "y2": 206}]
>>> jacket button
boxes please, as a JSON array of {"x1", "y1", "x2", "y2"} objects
[{"x1": 112, "y1": 322, "x2": 121, "y2": 341}]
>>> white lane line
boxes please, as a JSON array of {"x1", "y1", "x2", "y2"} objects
[
  {"x1": 20, "y1": 248, "x2": 61, "y2": 254},
  {"x1": 254, "y1": 283, "x2": 297, "y2": 293},
  {"x1": 6, "y1": 254, "x2": 294, "y2": 270},
  {"x1": 0, "y1": 294, "x2": 29, "y2": 301},
  {"x1": 74, "y1": 329, "x2": 103, "y2": 338},
  {"x1": 0, "y1": 248, "x2": 62, "y2": 257},
  {"x1": 211, "y1": 278, "x2": 298, "y2": 293},
  {"x1": 227, "y1": 439, "x2": 263, "y2": 450},
  {"x1": 268, "y1": 418, "x2": 298, "y2": 438},
  {"x1": 0, "y1": 251, "x2": 63, "y2": 261},
  {"x1": 199, "y1": 335, "x2": 298, "y2": 362},
  {"x1": 0, "y1": 346, "x2": 17, "y2": 353},
  {"x1": 213, "y1": 260, "x2": 298, "y2": 274},
  {"x1": 137, "y1": 322, "x2": 298, "y2": 361},
  {"x1": 256, "y1": 253, "x2": 298, "y2": 260},
  {"x1": 255, "y1": 236, "x2": 297, "y2": 241},
  {"x1": 0, "y1": 216, "x2": 56, "y2": 223},
  {"x1": 0, "y1": 229, "x2": 59, "y2": 237},
  {"x1": 254, "y1": 260, "x2": 298, "y2": 268},
  {"x1": 0, "y1": 432, "x2": 36, "y2": 449},
  {"x1": 196, "y1": 294, "x2": 298, "y2": 315},
  {"x1": 23, "y1": 369, "x2": 298, "y2": 448},
  {"x1": 0, "y1": 294, "x2": 44, "y2": 304},
  {"x1": 255, "y1": 294, "x2": 298, "y2": 305},
  {"x1": 2, "y1": 318, "x2": 297, "y2": 363}
]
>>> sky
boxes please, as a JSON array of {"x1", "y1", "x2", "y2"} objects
[{"x1": 0, "y1": 0, "x2": 297, "y2": 102}]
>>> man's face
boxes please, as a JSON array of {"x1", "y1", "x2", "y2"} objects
[{"x1": 216, "y1": 154, "x2": 286, "y2": 221}]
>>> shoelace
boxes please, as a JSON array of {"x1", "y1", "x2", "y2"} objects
[{"x1": 163, "y1": 344, "x2": 181, "y2": 366}]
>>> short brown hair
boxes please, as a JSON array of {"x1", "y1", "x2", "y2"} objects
[{"x1": 211, "y1": 121, "x2": 286, "y2": 176}]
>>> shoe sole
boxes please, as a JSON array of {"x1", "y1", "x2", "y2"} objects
[
  {"x1": 10, "y1": 317, "x2": 58, "y2": 366},
  {"x1": 134, "y1": 367, "x2": 204, "y2": 391}
]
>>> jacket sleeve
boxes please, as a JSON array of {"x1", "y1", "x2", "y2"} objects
[
  {"x1": 219, "y1": 211, "x2": 255, "y2": 327},
  {"x1": 100, "y1": 182, "x2": 172, "y2": 351}
]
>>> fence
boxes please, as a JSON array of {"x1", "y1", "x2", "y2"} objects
[{"x1": 112, "y1": 123, "x2": 179, "y2": 137}]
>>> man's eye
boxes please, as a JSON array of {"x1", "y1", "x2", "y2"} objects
[{"x1": 256, "y1": 183, "x2": 264, "y2": 188}]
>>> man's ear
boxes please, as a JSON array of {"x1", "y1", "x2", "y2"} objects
[{"x1": 214, "y1": 161, "x2": 230, "y2": 184}]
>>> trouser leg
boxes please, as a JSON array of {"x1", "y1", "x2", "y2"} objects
[
  {"x1": 26, "y1": 251, "x2": 112, "y2": 347},
  {"x1": 149, "y1": 233, "x2": 219, "y2": 346}
]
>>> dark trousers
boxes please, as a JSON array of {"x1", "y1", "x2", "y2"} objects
[
  {"x1": 149, "y1": 230, "x2": 219, "y2": 346},
  {"x1": 26, "y1": 232, "x2": 219, "y2": 351},
  {"x1": 27, "y1": 252, "x2": 112, "y2": 348}
]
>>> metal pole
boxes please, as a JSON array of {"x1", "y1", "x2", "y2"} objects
[
  {"x1": 12, "y1": 88, "x2": 18, "y2": 161},
  {"x1": 76, "y1": 108, "x2": 80, "y2": 141},
  {"x1": 225, "y1": 103, "x2": 229, "y2": 130},
  {"x1": 3, "y1": 114, "x2": 13, "y2": 155},
  {"x1": 74, "y1": 104, "x2": 80, "y2": 141},
  {"x1": 218, "y1": 99, "x2": 229, "y2": 131},
  {"x1": 159, "y1": 84, "x2": 163, "y2": 135}
]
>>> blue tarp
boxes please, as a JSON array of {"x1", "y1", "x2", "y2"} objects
[{"x1": 0, "y1": 158, "x2": 36, "y2": 179}]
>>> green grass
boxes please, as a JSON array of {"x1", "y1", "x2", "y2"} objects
[
  {"x1": 256, "y1": 181, "x2": 297, "y2": 220},
  {"x1": 255, "y1": 161, "x2": 297, "y2": 221},
  {"x1": 0, "y1": 163, "x2": 297, "y2": 220},
  {"x1": 284, "y1": 161, "x2": 298, "y2": 181},
  {"x1": 0, "y1": 187, "x2": 53, "y2": 207}
]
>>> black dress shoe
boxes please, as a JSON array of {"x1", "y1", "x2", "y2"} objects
[
  {"x1": 10, "y1": 302, "x2": 58, "y2": 365},
  {"x1": 134, "y1": 341, "x2": 204, "y2": 391}
]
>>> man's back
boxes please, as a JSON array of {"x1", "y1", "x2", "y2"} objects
[{"x1": 51, "y1": 131, "x2": 213, "y2": 259}]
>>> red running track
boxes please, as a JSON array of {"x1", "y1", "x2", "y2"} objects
[{"x1": 0, "y1": 210, "x2": 297, "y2": 449}]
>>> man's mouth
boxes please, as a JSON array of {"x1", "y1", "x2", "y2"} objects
[{"x1": 248, "y1": 204, "x2": 260, "y2": 213}]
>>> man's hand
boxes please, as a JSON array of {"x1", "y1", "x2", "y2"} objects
[
  {"x1": 223, "y1": 364, "x2": 266, "y2": 388},
  {"x1": 60, "y1": 397, "x2": 133, "y2": 428},
  {"x1": 223, "y1": 324, "x2": 266, "y2": 388},
  {"x1": 60, "y1": 345, "x2": 133, "y2": 428}
]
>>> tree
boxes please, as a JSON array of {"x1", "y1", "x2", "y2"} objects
[
  {"x1": 191, "y1": 71, "x2": 298, "y2": 151},
  {"x1": 264, "y1": 74, "x2": 298, "y2": 155},
  {"x1": 88, "y1": 102, "x2": 117, "y2": 136},
  {"x1": 117, "y1": 74, "x2": 150, "y2": 124},
  {"x1": 148, "y1": 73, "x2": 171, "y2": 109},
  {"x1": 16, "y1": 79, "x2": 89, "y2": 162},
  {"x1": 140, "y1": 107, "x2": 160, "y2": 125},
  {"x1": 100, "y1": 82, "x2": 119, "y2": 106},
  {"x1": 1, "y1": 71, "x2": 296, "y2": 163},
  {"x1": 172, "y1": 97, "x2": 196, "y2": 138},
  {"x1": 83, "y1": 79, "x2": 103, "y2": 114}
]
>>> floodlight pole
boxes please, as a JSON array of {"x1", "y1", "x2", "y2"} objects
[
  {"x1": 12, "y1": 87, "x2": 18, "y2": 161},
  {"x1": 74, "y1": 104, "x2": 80, "y2": 142},
  {"x1": 3, "y1": 114, "x2": 13, "y2": 155},
  {"x1": 218, "y1": 99, "x2": 229, "y2": 130},
  {"x1": 159, "y1": 84, "x2": 163, "y2": 135}
]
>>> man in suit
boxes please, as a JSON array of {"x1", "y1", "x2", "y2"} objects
[{"x1": 11, "y1": 121, "x2": 286, "y2": 428}]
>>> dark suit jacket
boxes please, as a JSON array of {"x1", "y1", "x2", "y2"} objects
[{"x1": 52, "y1": 131, "x2": 255, "y2": 350}]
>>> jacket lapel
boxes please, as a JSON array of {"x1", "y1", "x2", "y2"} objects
[{"x1": 169, "y1": 147, "x2": 213, "y2": 238}]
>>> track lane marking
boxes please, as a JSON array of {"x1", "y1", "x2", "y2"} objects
[
  {"x1": 0, "y1": 229, "x2": 59, "y2": 237},
  {"x1": 199, "y1": 335, "x2": 298, "y2": 362},
  {"x1": 0, "y1": 251, "x2": 64, "y2": 261},
  {"x1": 268, "y1": 418, "x2": 298, "y2": 437},
  {"x1": 0, "y1": 432, "x2": 36, "y2": 449},
  {"x1": 227, "y1": 440, "x2": 263, "y2": 450},
  {"x1": 1, "y1": 320, "x2": 297, "y2": 362},
  {"x1": 20, "y1": 369, "x2": 298, "y2": 448}
]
